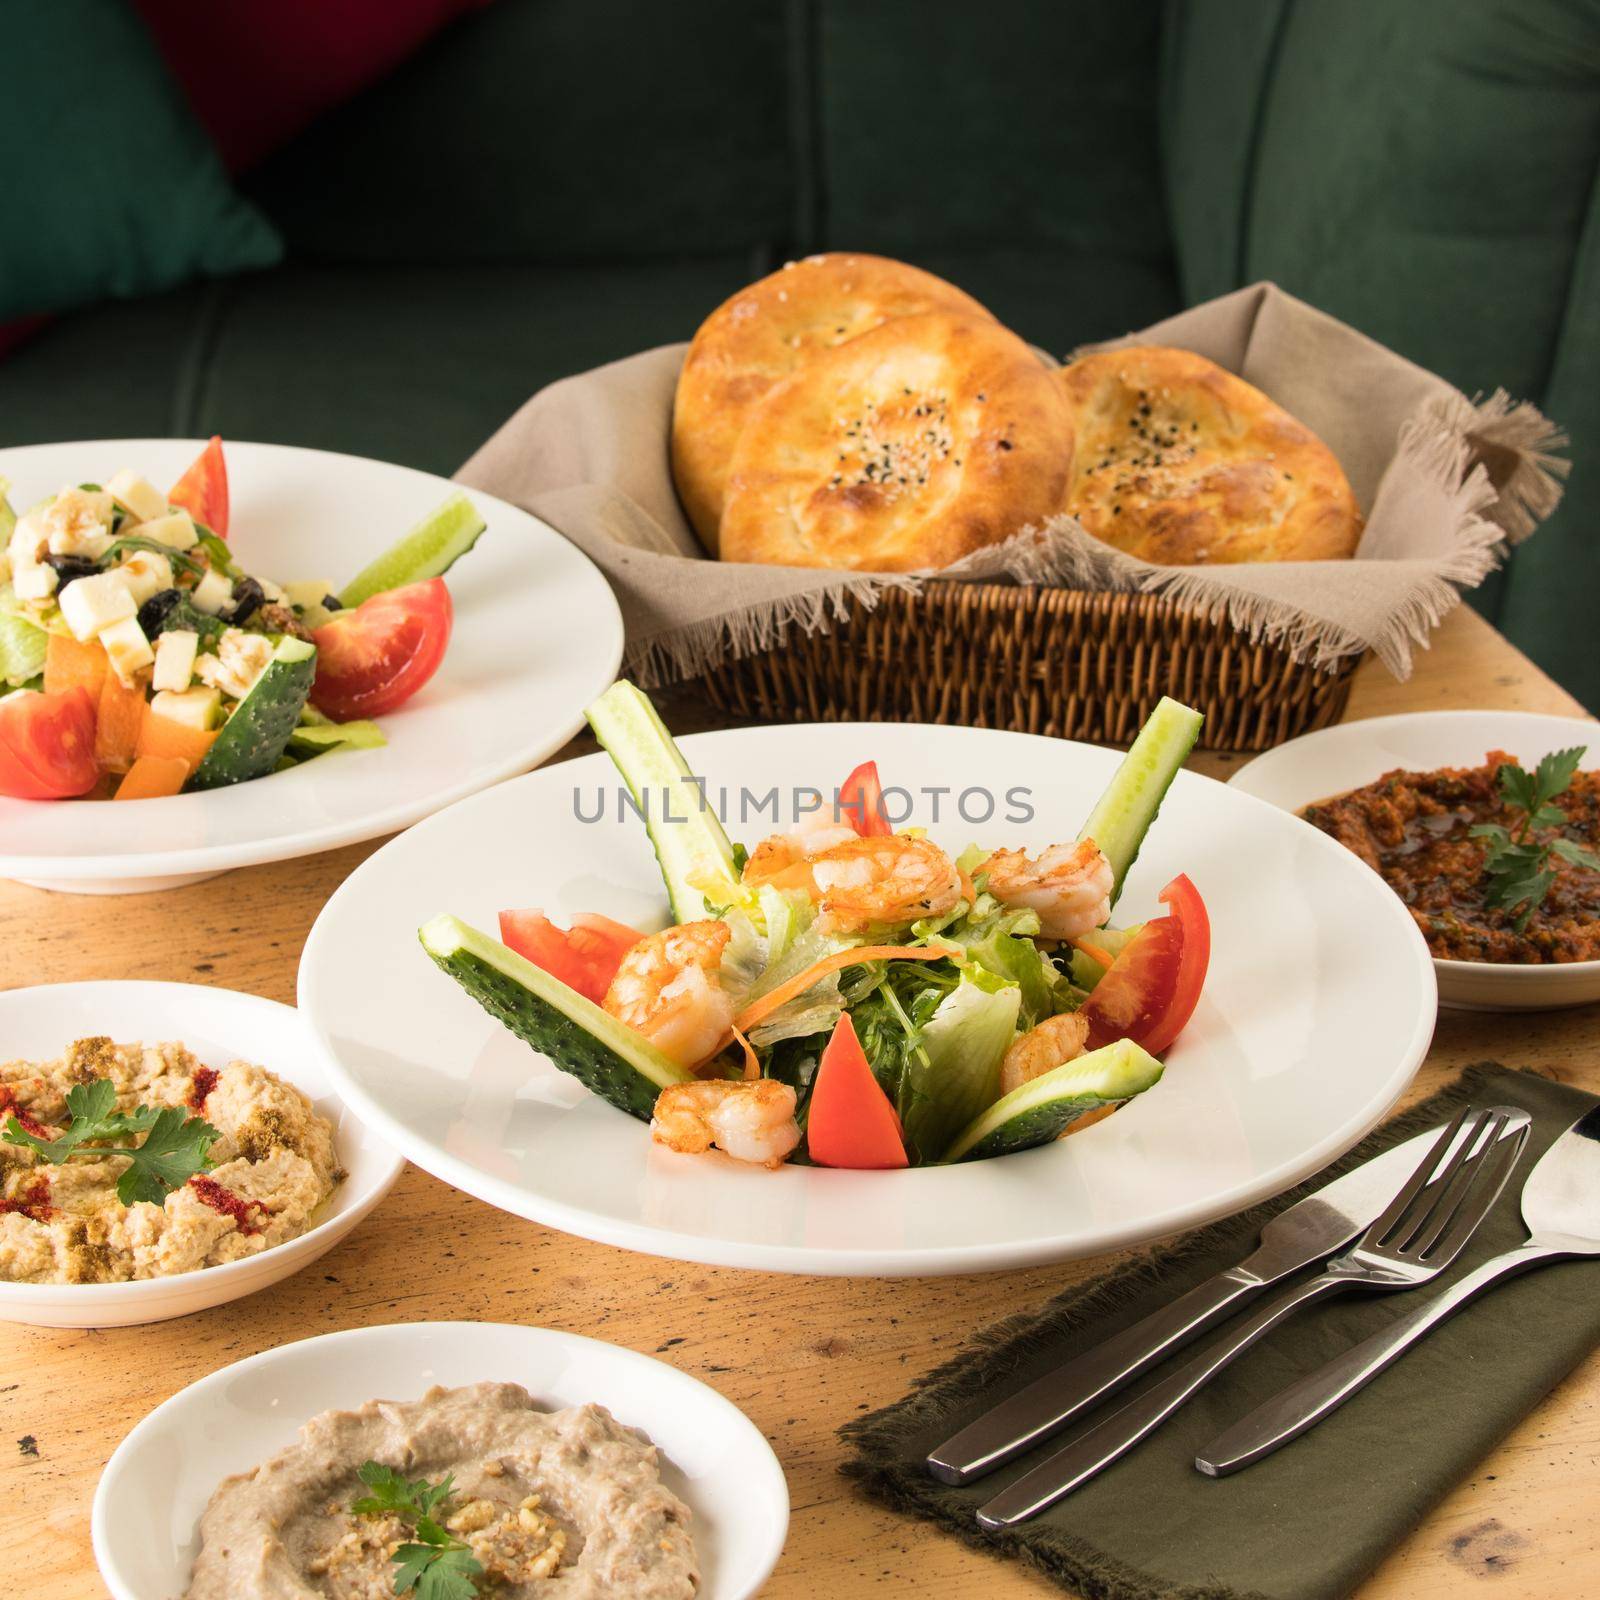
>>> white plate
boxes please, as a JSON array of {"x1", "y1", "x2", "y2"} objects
[
  {"x1": 0, "y1": 439, "x2": 623, "y2": 893},
  {"x1": 93, "y1": 1319, "x2": 788, "y2": 1600},
  {"x1": 297, "y1": 722, "x2": 1438, "y2": 1276},
  {"x1": 1229, "y1": 710, "x2": 1600, "y2": 1011},
  {"x1": 0, "y1": 980, "x2": 402, "y2": 1326}
]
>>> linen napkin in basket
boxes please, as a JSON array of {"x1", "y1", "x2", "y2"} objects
[
  {"x1": 456, "y1": 282, "x2": 1566, "y2": 687},
  {"x1": 841, "y1": 1065, "x2": 1600, "y2": 1600}
]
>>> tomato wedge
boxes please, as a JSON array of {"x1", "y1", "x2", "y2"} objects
[
  {"x1": 0, "y1": 688, "x2": 100, "y2": 800},
  {"x1": 310, "y1": 578, "x2": 453, "y2": 721},
  {"x1": 168, "y1": 435, "x2": 229, "y2": 538},
  {"x1": 838, "y1": 759, "x2": 892, "y2": 836},
  {"x1": 806, "y1": 1013, "x2": 908, "y2": 1169},
  {"x1": 499, "y1": 910, "x2": 643, "y2": 1005},
  {"x1": 1079, "y1": 874, "x2": 1210, "y2": 1056}
]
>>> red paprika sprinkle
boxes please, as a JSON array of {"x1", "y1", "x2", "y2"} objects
[
  {"x1": 0, "y1": 1086, "x2": 50, "y2": 1140},
  {"x1": 188, "y1": 1175, "x2": 260, "y2": 1234},
  {"x1": 187, "y1": 1067, "x2": 220, "y2": 1111},
  {"x1": 0, "y1": 1177, "x2": 54, "y2": 1222}
]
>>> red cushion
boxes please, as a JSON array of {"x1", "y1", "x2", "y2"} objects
[
  {"x1": 133, "y1": 0, "x2": 490, "y2": 172},
  {"x1": 0, "y1": 316, "x2": 49, "y2": 359}
]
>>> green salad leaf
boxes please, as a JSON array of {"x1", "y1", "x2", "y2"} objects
[
  {"x1": 0, "y1": 607, "x2": 47, "y2": 688},
  {"x1": 901, "y1": 967, "x2": 1022, "y2": 1162}
]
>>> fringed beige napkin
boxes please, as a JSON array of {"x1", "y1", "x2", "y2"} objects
[{"x1": 457, "y1": 282, "x2": 1567, "y2": 687}]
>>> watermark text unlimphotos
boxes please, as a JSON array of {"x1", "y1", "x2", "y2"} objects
[{"x1": 572, "y1": 778, "x2": 1035, "y2": 829}]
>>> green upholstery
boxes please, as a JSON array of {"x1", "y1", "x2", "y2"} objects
[
  {"x1": 1, "y1": 0, "x2": 1595, "y2": 703},
  {"x1": 1162, "y1": 0, "x2": 1600, "y2": 704},
  {"x1": 1, "y1": 0, "x2": 280, "y2": 321}
]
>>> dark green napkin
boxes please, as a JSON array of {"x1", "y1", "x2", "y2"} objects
[{"x1": 842, "y1": 1065, "x2": 1600, "y2": 1600}]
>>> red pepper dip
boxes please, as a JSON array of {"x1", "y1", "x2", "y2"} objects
[{"x1": 1302, "y1": 750, "x2": 1600, "y2": 963}]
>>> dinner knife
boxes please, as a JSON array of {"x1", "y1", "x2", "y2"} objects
[{"x1": 925, "y1": 1118, "x2": 1472, "y2": 1485}]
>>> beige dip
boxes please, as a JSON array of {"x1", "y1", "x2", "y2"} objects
[
  {"x1": 0, "y1": 1036, "x2": 341, "y2": 1283},
  {"x1": 187, "y1": 1383, "x2": 699, "y2": 1598}
]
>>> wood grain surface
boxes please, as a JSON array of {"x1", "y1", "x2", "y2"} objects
[{"x1": 3, "y1": 604, "x2": 1596, "y2": 1599}]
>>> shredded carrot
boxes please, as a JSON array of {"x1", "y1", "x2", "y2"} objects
[
  {"x1": 733, "y1": 943, "x2": 959, "y2": 1033},
  {"x1": 1073, "y1": 937, "x2": 1117, "y2": 970},
  {"x1": 730, "y1": 1024, "x2": 761, "y2": 1081},
  {"x1": 958, "y1": 866, "x2": 977, "y2": 905}
]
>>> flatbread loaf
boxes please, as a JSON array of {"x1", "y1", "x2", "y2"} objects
[
  {"x1": 1058, "y1": 346, "x2": 1363, "y2": 563},
  {"x1": 720, "y1": 313, "x2": 1074, "y2": 573},
  {"x1": 672, "y1": 253, "x2": 993, "y2": 552}
]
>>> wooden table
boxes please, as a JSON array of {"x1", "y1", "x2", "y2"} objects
[{"x1": 5, "y1": 605, "x2": 1597, "y2": 1599}]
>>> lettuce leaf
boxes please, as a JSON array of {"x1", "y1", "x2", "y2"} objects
[
  {"x1": 0, "y1": 607, "x2": 47, "y2": 688},
  {"x1": 900, "y1": 968, "x2": 1021, "y2": 1162}
]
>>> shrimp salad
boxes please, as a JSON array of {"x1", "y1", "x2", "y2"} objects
[{"x1": 423, "y1": 683, "x2": 1210, "y2": 1171}]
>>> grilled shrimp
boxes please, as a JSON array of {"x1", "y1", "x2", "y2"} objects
[
  {"x1": 744, "y1": 830, "x2": 962, "y2": 934},
  {"x1": 999, "y1": 1011, "x2": 1090, "y2": 1097},
  {"x1": 650, "y1": 1079, "x2": 801, "y2": 1168},
  {"x1": 982, "y1": 840, "x2": 1114, "y2": 940},
  {"x1": 602, "y1": 921, "x2": 734, "y2": 1068}
]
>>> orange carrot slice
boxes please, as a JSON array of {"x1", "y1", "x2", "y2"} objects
[
  {"x1": 733, "y1": 943, "x2": 957, "y2": 1033},
  {"x1": 43, "y1": 633, "x2": 107, "y2": 699},
  {"x1": 113, "y1": 755, "x2": 189, "y2": 800},
  {"x1": 136, "y1": 711, "x2": 217, "y2": 772},
  {"x1": 94, "y1": 672, "x2": 147, "y2": 775}
]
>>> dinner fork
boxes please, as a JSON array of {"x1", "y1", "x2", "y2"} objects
[{"x1": 975, "y1": 1104, "x2": 1529, "y2": 1527}]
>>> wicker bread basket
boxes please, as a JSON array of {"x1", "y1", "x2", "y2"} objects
[{"x1": 697, "y1": 584, "x2": 1357, "y2": 750}]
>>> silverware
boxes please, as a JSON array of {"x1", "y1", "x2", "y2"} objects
[
  {"x1": 974, "y1": 1105, "x2": 1528, "y2": 1528},
  {"x1": 1196, "y1": 1102, "x2": 1600, "y2": 1476},
  {"x1": 926, "y1": 1114, "x2": 1491, "y2": 1486}
]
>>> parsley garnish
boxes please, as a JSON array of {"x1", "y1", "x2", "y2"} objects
[
  {"x1": 351, "y1": 1462, "x2": 485, "y2": 1599},
  {"x1": 0, "y1": 1078, "x2": 218, "y2": 1205},
  {"x1": 1470, "y1": 748, "x2": 1600, "y2": 932}
]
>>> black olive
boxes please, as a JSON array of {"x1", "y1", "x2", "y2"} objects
[
  {"x1": 320, "y1": 593, "x2": 343, "y2": 612},
  {"x1": 137, "y1": 587, "x2": 184, "y2": 636},
  {"x1": 43, "y1": 553, "x2": 102, "y2": 585},
  {"x1": 227, "y1": 575, "x2": 265, "y2": 625}
]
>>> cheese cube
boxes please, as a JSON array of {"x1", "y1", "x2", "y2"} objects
[
  {"x1": 99, "y1": 615, "x2": 154, "y2": 686},
  {"x1": 58, "y1": 570, "x2": 135, "y2": 640},
  {"x1": 118, "y1": 550, "x2": 173, "y2": 607},
  {"x1": 105, "y1": 470, "x2": 168, "y2": 525},
  {"x1": 11, "y1": 560, "x2": 58, "y2": 601},
  {"x1": 151, "y1": 684, "x2": 220, "y2": 729},
  {"x1": 283, "y1": 578, "x2": 336, "y2": 611},
  {"x1": 191, "y1": 567, "x2": 234, "y2": 615},
  {"x1": 152, "y1": 628, "x2": 199, "y2": 693},
  {"x1": 135, "y1": 511, "x2": 198, "y2": 552}
]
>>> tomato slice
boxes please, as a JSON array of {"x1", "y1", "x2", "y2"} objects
[
  {"x1": 499, "y1": 909, "x2": 643, "y2": 1005},
  {"x1": 1079, "y1": 873, "x2": 1210, "y2": 1056},
  {"x1": 839, "y1": 759, "x2": 892, "y2": 837},
  {"x1": 168, "y1": 435, "x2": 229, "y2": 538},
  {"x1": 0, "y1": 688, "x2": 100, "y2": 800},
  {"x1": 310, "y1": 578, "x2": 453, "y2": 721},
  {"x1": 806, "y1": 1013, "x2": 908, "y2": 1169}
]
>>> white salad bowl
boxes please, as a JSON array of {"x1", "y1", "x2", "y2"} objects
[
  {"x1": 0, "y1": 438, "x2": 623, "y2": 894},
  {"x1": 93, "y1": 1320, "x2": 789, "y2": 1600},
  {"x1": 1229, "y1": 710, "x2": 1600, "y2": 1011},
  {"x1": 297, "y1": 720, "x2": 1439, "y2": 1276},
  {"x1": 0, "y1": 980, "x2": 403, "y2": 1327}
]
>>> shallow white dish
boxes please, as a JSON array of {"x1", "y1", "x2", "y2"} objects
[
  {"x1": 0, "y1": 980, "x2": 403, "y2": 1327},
  {"x1": 93, "y1": 1319, "x2": 788, "y2": 1600},
  {"x1": 0, "y1": 439, "x2": 623, "y2": 893},
  {"x1": 1229, "y1": 710, "x2": 1600, "y2": 1012},
  {"x1": 298, "y1": 721, "x2": 1438, "y2": 1276}
]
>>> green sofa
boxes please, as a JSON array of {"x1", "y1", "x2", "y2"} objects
[{"x1": 4, "y1": 0, "x2": 1595, "y2": 705}]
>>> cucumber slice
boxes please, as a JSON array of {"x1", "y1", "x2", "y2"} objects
[
  {"x1": 1077, "y1": 695, "x2": 1203, "y2": 908},
  {"x1": 285, "y1": 718, "x2": 386, "y2": 757},
  {"x1": 942, "y1": 1037, "x2": 1163, "y2": 1162},
  {"x1": 339, "y1": 491, "x2": 486, "y2": 607},
  {"x1": 187, "y1": 636, "x2": 316, "y2": 790},
  {"x1": 586, "y1": 680, "x2": 739, "y2": 923},
  {"x1": 419, "y1": 914, "x2": 690, "y2": 1120}
]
